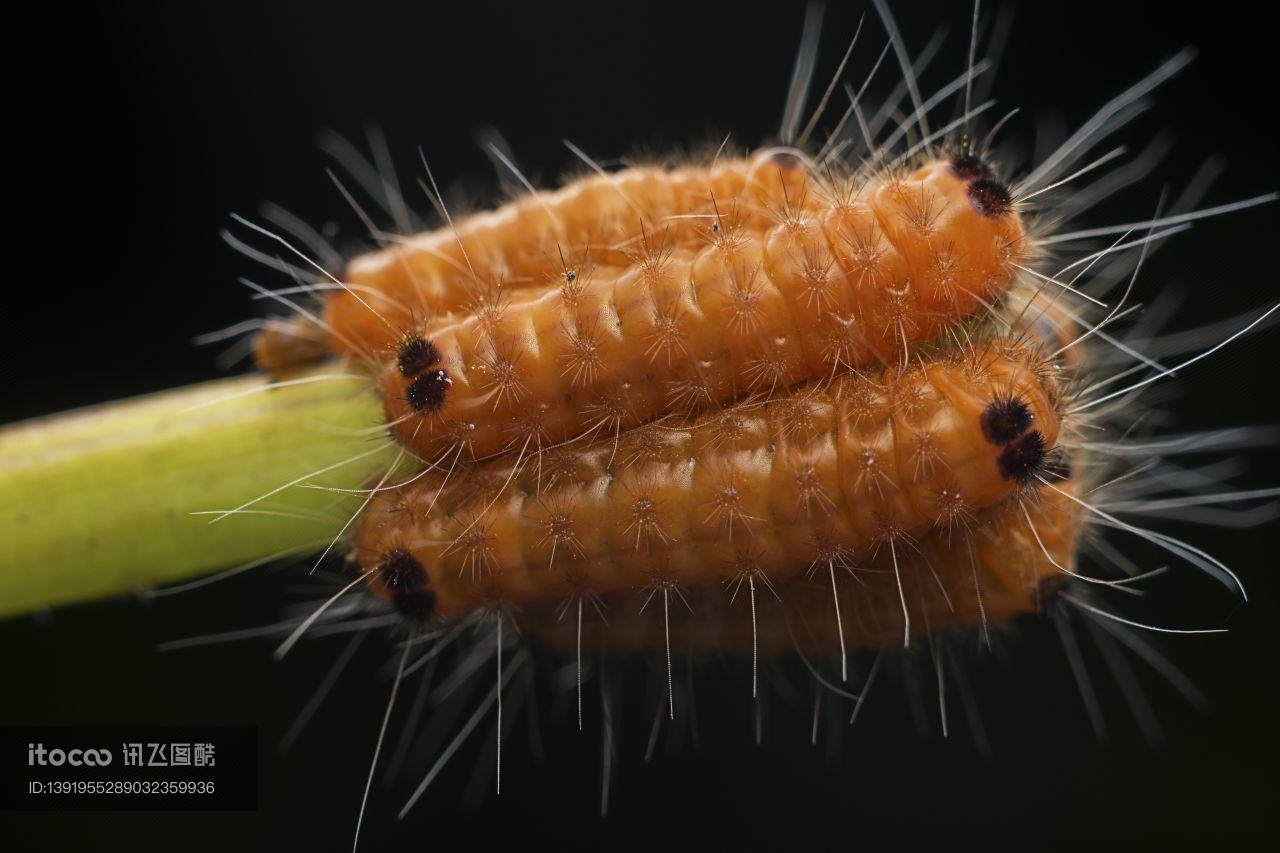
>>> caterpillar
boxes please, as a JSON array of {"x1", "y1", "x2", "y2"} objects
[
  {"x1": 318, "y1": 152, "x2": 1030, "y2": 466},
  {"x1": 354, "y1": 337, "x2": 1062, "y2": 620},
  {"x1": 5, "y1": 2, "x2": 1276, "y2": 849},
  {"x1": 519, "y1": 477, "x2": 1081, "y2": 659},
  {"x1": 306, "y1": 150, "x2": 1022, "y2": 364}
]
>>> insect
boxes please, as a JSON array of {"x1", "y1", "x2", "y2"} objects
[{"x1": 4, "y1": 2, "x2": 1276, "y2": 849}]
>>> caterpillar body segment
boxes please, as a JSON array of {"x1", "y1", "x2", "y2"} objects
[
  {"x1": 324, "y1": 160, "x2": 751, "y2": 355},
  {"x1": 325, "y1": 150, "x2": 835, "y2": 358},
  {"x1": 372, "y1": 153, "x2": 1028, "y2": 463},
  {"x1": 354, "y1": 338, "x2": 1062, "y2": 620},
  {"x1": 519, "y1": 479, "x2": 1082, "y2": 658}
]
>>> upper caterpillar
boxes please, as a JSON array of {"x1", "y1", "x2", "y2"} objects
[
  {"x1": 261, "y1": 150, "x2": 1027, "y2": 467},
  {"x1": 308, "y1": 150, "x2": 1021, "y2": 363}
]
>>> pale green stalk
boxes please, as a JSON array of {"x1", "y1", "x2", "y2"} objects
[{"x1": 0, "y1": 365, "x2": 394, "y2": 618}]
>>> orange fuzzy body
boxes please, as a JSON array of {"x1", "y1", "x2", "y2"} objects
[
  {"x1": 372, "y1": 152, "x2": 1027, "y2": 463},
  {"x1": 355, "y1": 339, "x2": 1060, "y2": 619},
  {"x1": 327, "y1": 160, "x2": 753, "y2": 352},
  {"x1": 519, "y1": 479, "x2": 1081, "y2": 658}
]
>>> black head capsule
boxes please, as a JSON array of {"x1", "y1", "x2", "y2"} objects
[
  {"x1": 980, "y1": 395, "x2": 1033, "y2": 445},
  {"x1": 968, "y1": 178, "x2": 1013, "y2": 218},
  {"x1": 397, "y1": 334, "x2": 442, "y2": 378},
  {"x1": 949, "y1": 153, "x2": 994, "y2": 181},
  {"x1": 405, "y1": 368, "x2": 452, "y2": 413},
  {"x1": 997, "y1": 430, "x2": 1048, "y2": 484}
]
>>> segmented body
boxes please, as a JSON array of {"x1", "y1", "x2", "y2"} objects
[
  {"x1": 354, "y1": 338, "x2": 1062, "y2": 619},
  {"x1": 360, "y1": 153, "x2": 1026, "y2": 464},
  {"x1": 519, "y1": 479, "x2": 1081, "y2": 657},
  {"x1": 331, "y1": 151, "x2": 1024, "y2": 356}
]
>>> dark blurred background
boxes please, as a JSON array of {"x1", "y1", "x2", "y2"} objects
[{"x1": 3, "y1": 1, "x2": 1278, "y2": 849}]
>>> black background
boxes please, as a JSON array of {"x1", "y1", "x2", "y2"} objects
[
  {"x1": 0, "y1": 728, "x2": 257, "y2": 812},
  {"x1": 3, "y1": 1, "x2": 1279, "y2": 850}
]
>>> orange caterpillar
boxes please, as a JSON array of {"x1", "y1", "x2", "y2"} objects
[
  {"x1": 324, "y1": 155, "x2": 765, "y2": 352},
  {"x1": 352, "y1": 337, "x2": 1062, "y2": 621},
  {"x1": 319, "y1": 149, "x2": 1025, "y2": 362},
  {"x1": 519, "y1": 478, "x2": 1081, "y2": 658},
  {"x1": 362, "y1": 152, "x2": 1027, "y2": 464}
]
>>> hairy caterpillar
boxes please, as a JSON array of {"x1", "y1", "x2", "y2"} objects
[
  {"x1": 519, "y1": 478, "x2": 1081, "y2": 658},
  {"x1": 354, "y1": 337, "x2": 1062, "y2": 619},
  {"x1": 306, "y1": 149, "x2": 1021, "y2": 364},
  {"x1": 311, "y1": 152, "x2": 1030, "y2": 466},
  {"x1": 5, "y1": 1, "x2": 1278, "y2": 850}
]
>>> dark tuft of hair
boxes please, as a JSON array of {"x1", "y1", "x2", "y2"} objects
[
  {"x1": 405, "y1": 369, "x2": 452, "y2": 413},
  {"x1": 997, "y1": 430, "x2": 1048, "y2": 484},
  {"x1": 397, "y1": 334, "x2": 442, "y2": 378},
  {"x1": 980, "y1": 395, "x2": 1033, "y2": 445},
  {"x1": 378, "y1": 548, "x2": 427, "y2": 591},
  {"x1": 378, "y1": 549, "x2": 437, "y2": 621},
  {"x1": 968, "y1": 178, "x2": 1013, "y2": 217},
  {"x1": 950, "y1": 153, "x2": 993, "y2": 181}
]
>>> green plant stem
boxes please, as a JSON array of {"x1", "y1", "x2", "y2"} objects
[{"x1": 0, "y1": 365, "x2": 393, "y2": 619}]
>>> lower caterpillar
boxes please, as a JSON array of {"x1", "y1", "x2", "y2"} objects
[
  {"x1": 354, "y1": 337, "x2": 1062, "y2": 622},
  {"x1": 518, "y1": 477, "x2": 1081, "y2": 660}
]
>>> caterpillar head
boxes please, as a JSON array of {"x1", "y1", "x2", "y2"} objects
[
  {"x1": 947, "y1": 151, "x2": 1015, "y2": 218},
  {"x1": 979, "y1": 393, "x2": 1061, "y2": 485},
  {"x1": 966, "y1": 341, "x2": 1065, "y2": 492},
  {"x1": 746, "y1": 147, "x2": 814, "y2": 216}
]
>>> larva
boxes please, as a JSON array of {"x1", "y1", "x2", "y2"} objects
[
  {"x1": 518, "y1": 478, "x2": 1081, "y2": 658},
  {"x1": 354, "y1": 337, "x2": 1061, "y2": 619},
  {"x1": 249, "y1": 164, "x2": 730, "y2": 375},
  {"x1": 293, "y1": 151, "x2": 1029, "y2": 464},
  {"x1": 320, "y1": 158, "x2": 759, "y2": 355},
  {"x1": 318, "y1": 150, "x2": 1024, "y2": 365}
]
